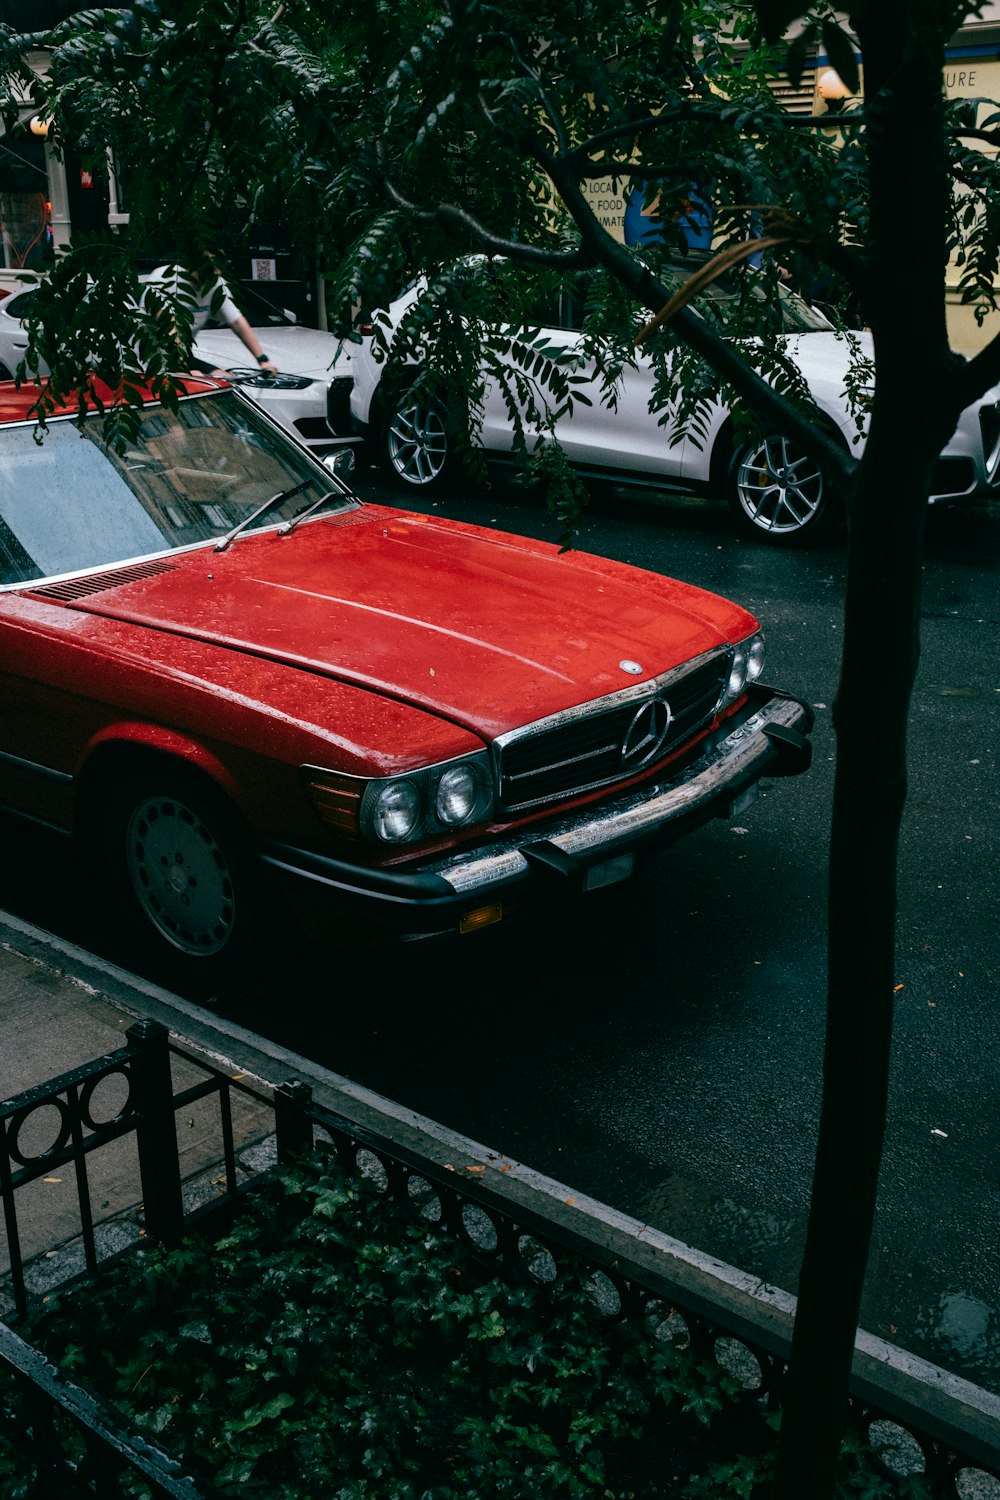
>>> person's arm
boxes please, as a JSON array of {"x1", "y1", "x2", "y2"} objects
[
  {"x1": 214, "y1": 281, "x2": 279, "y2": 373},
  {"x1": 228, "y1": 311, "x2": 279, "y2": 373}
]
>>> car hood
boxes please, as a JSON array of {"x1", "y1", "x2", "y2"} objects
[
  {"x1": 66, "y1": 508, "x2": 756, "y2": 740},
  {"x1": 782, "y1": 329, "x2": 873, "y2": 382},
  {"x1": 192, "y1": 325, "x2": 350, "y2": 381}
]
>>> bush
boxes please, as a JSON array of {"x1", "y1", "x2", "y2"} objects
[{"x1": 0, "y1": 1154, "x2": 923, "y2": 1499}]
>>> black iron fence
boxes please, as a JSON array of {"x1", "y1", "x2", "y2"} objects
[{"x1": 1, "y1": 1018, "x2": 999, "y2": 1498}]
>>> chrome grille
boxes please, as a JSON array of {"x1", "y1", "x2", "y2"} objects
[
  {"x1": 327, "y1": 376, "x2": 354, "y2": 435},
  {"x1": 497, "y1": 651, "x2": 729, "y2": 815}
]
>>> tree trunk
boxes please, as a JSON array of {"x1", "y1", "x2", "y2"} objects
[
  {"x1": 772, "y1": 442, "x2": 929, "y2": 1495},
  {"x1": 773, "y1": 5, "x2": 960, "y2": 1493}
]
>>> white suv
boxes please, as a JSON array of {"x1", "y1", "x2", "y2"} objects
[{"x1": 349, "y1": 260, "x2": 1000, "y2": 544}]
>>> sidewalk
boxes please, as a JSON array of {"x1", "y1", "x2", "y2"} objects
[
  {"x1": 0, "y1": 915, "x2": 277, "y2": 1308},
  {"x1": 0, "y1": 906, "x2": 536, "y2": 1312}
]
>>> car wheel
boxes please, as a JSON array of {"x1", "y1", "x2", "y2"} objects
[
  {"x1": 381, "y1": 387, "x2": 453, "y2": 491},
  {"x1": 103, "y1": 767, "x2": 260, "y2": 980},
  {"x1": 729, "y1": 433, "x2": 836, "y2": 544}
]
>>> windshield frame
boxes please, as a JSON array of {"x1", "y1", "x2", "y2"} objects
[{"x1": 0, "y1": 386, "x2": 360, "y2": 593}]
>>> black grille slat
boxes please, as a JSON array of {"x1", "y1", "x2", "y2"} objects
[
  {"x1": 327, "y1": 376, "x2": 354, "y2": 435},
  {"x1": 498, "y1": 655, "x2": 728, "y2": 814},
  {"x1": 27, "y1": 559, "x2": 177, "y2": 601},
  {"x1": 504, "y1": 737, "x2": 620, "y2": 786}
]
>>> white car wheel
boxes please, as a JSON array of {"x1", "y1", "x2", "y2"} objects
[
  {"x1": 382, "y1": 390, "x2": 452, "y2": 490},
  {"x1": 731, "y1": 435, "x2": 832, "y2": 543}
]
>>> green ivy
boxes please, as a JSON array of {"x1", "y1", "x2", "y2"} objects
[{"x1": 0, "y1": 1155, "x2": 931, "y2": 1498}]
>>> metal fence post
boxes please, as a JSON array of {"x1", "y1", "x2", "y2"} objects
[
  {"x1": 126, "y1": 1019, "x2": 184, "y2": 1245},
  {"x1": 274, "y1": 1080, "x2": 314, "y2": 1164}
]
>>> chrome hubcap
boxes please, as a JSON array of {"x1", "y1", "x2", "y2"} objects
[
  {"x1": 737, "y1": 437, "x2": 824, "y2": 533},
  {"x1": 126, "y1": 795, "x2": 235, "y2": 957},
  {"x1": 386, "y1": 397, "x2": 448, "y2": 485}
]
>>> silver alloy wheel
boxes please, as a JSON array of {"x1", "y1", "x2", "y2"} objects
[
  {"x1": 125, "y1": 793, "x2": 236, "y2": 957},
  {"x1": 385, "y1": 393, "x2": 449, "y2": 486},
  {"x1": 735, "y1": 436, "x2": 825, "y2": 536}
]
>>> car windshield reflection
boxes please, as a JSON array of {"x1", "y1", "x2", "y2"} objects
[{"x1": 0, "y1": 390, "x2": 355, "y2": 587}]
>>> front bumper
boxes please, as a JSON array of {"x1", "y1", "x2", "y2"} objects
[{"x1": 259, "y1": 686, "x2": 813, "y2": 937}]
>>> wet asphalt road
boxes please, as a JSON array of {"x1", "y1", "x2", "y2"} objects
[{"x1": 3, "y1": 471, "x2": 998, "y2": 1391}]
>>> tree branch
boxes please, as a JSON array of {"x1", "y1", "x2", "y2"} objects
[
  {"x1": 380, "y1": 135, "x2": 859, "y2": 486},
  {"x1": 950, "y1": 126, "x2": 1000, "y2": 148},
  {"x1": 538, "y1": 148, "x2": 856, "y2": 487},
  {"x1": 380, "y1": 171, "x2": 592, "y2": 268},
  {"x1": 170, "y1": 2, "x2": 248, "y2": 223},
  {"x1": 564, "y1": 104, "x2": 868, "y2": 169},
  {"x1": 492, "y1": 27, "x2": 569, "y2": 154}
]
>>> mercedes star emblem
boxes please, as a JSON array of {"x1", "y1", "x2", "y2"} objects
[{"x1": 621, "y1": 697, "x2": 672, "y2": 770}]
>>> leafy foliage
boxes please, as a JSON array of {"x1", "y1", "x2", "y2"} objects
[
  {"x1": 0, "y1": 1154, "x2": 923, "y2": 1498},
  {"x1": 0, "y1": 0, "x2": 998, "y2": 493},
  {"x1": 0, "y1": 0, "x2": 873, "y2": 502}
]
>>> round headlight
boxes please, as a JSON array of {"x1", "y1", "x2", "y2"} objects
[
  {"x1": 747, "y1": 633, "x2": 765, "y2": 682},
  {"x1": 727, "y1": 645, "x2": 748, "y2": 700},
  {"x1": 372, "y1": 780, "x2": 421, "y2": 842},
  {"x1": 436, "y1": 764, "x2": 479, "y2": 826}
]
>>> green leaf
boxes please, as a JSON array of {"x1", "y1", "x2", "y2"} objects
[
  {"x1": 821, "y1": 19, "x2": 860, "y2": 96},
  {"x1": 784, "y1": 31, "x2": 814, "y2": 91},
  {"x1": 753, "y1": 0, "x2": 811, "y2": 44}
]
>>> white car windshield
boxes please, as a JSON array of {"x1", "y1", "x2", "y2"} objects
[
  {"x1": 0, "y1": 389, "x2": 353, "y2": 587},
  {"x1": 447, "y1": 257, "x2": 838, "y2": 337}
]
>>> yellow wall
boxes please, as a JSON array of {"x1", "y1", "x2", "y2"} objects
[
  {"x1": 942, "y1": 57, "x2": 1000, "y2": 353},
  {"x1": 584, "y1": 49, "x2": 1000, "y2": 355}
]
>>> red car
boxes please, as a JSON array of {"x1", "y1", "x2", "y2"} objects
[{"x1": 0, "y1": 378, "x2": 812, "y2": 979}]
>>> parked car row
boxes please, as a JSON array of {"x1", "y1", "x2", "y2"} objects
[
  {"x1": 0, "y1": 374, "x2": 812, "y2": 977},
  {"x1": 4, "y1": 257, "x2": 1000, "y2": 547},
  {"x1": 0, "y1": 279, "x2": 355, "y2": 455}
]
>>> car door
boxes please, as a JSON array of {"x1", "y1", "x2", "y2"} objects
[{"x1": 478, "y1": 274, "x2": 708, "y2": 483}]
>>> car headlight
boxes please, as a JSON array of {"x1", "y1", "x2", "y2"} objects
[
  {"x1": 371, "y1": 780, "x2": 422, "y2": 842},
  {"x1": 436, "y1": 763, "x2": 481, "y2": 826},
  {"x1": 725, "y1": 632, "x2": 765, "y2": 704},
  {"x1": 746, "y1": 633, "x2": 766, "y2": 682},
  {"x1": 304, "y1": 753, "x2": 493, "y2": 846}
]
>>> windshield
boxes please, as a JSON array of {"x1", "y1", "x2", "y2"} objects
[
  {"x1": 0, "y1": 389, "x2": 354, "y2": 587},
  {"x1": 483, "y1": 259, "x2": 837, "y2": 337},
  {"x1": 667, "y1": 267, "x2": 836, "y2": 333}
]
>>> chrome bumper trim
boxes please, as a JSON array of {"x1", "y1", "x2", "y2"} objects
[{"x1": 430, "y1": 692, "x2": 811, "y2": 897}]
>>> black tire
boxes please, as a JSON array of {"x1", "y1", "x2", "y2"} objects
[
  {"x1": 728, "y1": 432, "x2": 838, "y2": 545},
  {"x1": 102, "y1": 765, "x2": 261, "y2": 982},
  {"x1": 379, "y1": 386, "x2": 454, "y2": 492}
]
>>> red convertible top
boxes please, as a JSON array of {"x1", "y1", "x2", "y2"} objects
[{"x1": 0, "y1": 375, "x2": 222, "y2": 424}]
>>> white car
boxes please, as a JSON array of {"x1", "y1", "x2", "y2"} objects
[
  {"x1": 181, "y1": 282, "x2": 355, "y2": 453},
  {"x1": 0, "y1": 287, "x2": 46, "y2": 379},
  {"x1": 349, "y1": 262, "x2": 1000, "y2": 543},
  {"x1": 0, "y1": 282, "x2": 354, "y2": 455}
]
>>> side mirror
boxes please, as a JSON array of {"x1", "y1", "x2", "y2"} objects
[{"x1": 324, "y1": 447, "x2": 356, "y2": 481}]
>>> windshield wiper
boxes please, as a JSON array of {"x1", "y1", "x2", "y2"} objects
[
  {"x1": 213, "y1": 479, "x2": 311, "y2": 552},
  {"x1": 275, "y1": 471, "x2": 357, "y2": 537},
  {"x1": 272, "y1": 490, "x2": 337, "y2": 537}
]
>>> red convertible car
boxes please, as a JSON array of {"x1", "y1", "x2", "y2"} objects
[{"x1": 0, "y1": 377, "x2": 813, "y2": 979}]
